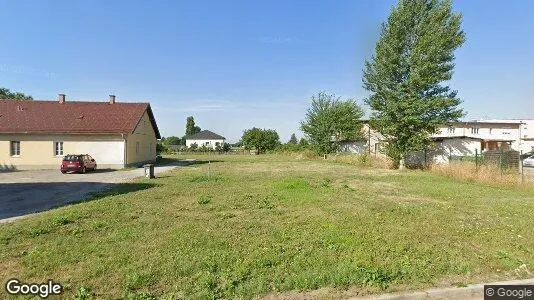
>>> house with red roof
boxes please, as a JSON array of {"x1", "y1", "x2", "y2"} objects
[{"x1": 0, "y1": 94, "x2": 160, "y2": 170}]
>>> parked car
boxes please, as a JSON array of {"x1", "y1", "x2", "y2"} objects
[
  {"x1": 523, "y1": 154, "x2": 534, "y2": 168},
  {"x1": 61, "y1": 154, "x2": 97, "y2": 174}
]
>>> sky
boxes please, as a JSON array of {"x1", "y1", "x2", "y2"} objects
[{"x1": 1, "y1": 0, "x2": 533, "y2": 142}]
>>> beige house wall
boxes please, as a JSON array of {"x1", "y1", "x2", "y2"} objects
[
  {"x1": 0, "y1": 134, "x2": 125, "y2": 170},
  {"x1": 125, "y1": 111, "x2": 157, "y2": 166}
]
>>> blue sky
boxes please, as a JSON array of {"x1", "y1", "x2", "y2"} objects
[{"x1": 1, "y1": 0, "x2": 533, "y2": 142}]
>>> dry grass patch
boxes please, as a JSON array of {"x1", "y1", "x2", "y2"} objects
[{"x1": 430, "y1": 161, "x2": 529, "y2": 187}]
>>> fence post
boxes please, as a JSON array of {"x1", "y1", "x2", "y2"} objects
[
  {"x1": 475, "y1": 149, "x2": 478, "y2": 172},
  {"x1": 499, "y1": 148, "x2": 503, "y2": 176},
  {"x1": 519, "y1": 150, "x2": 525, "y2": 183}
]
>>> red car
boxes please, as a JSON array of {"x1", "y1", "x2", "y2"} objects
[{"x1": 61, "y1": 154, "x2": 97, "y2": 174}]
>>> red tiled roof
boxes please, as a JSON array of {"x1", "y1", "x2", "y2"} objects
[{"x1": 0, "y1": 100, "x2": 161, "y2": 138}]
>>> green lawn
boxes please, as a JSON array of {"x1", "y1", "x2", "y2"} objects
[{"x1": 1, "y1": 154, "x2": 533, "y2": 299}]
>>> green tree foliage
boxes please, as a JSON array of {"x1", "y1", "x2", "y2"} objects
[
  {"x1": 289, "y1": 133, "x2": 298, "y2": 144},
  {"x1": 186, "y1": 116, "x2": 202, "y2": 136},
  {"x1": 164, "y1": 136, "x2": 182, "y2": 145},
  {"x1": 242, "y1": 128, "x2": 280, "y2": 154},
  {"x1": 222, "y1": 142, "x2": 231, "y2": 152},
  {"x1": 363, "y1": 0, "x2": 465, "y2": 167},
  {"x1": 0, "y1": 87, "x2": 33, "y2": 100},
  {"x1": 298, "y1": 138, "x2": 310, "y2": 149},
  {"x1": 300, "y1": 92, "x2": 364, "y2": 154},
  {"x1": 156, "y1": 142, "x2": 168, "y2": 154}
]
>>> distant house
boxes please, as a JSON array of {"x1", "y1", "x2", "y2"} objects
[
  {"x1": 352, "y1": 119, "x2": 532, "y2": 165},
  {"x1": 337, "y1": 138, "x2": 368, "y2": 154},
  {"x1": 0, "y1": 94, "x2": 160, "y2": 170},
  {"x1": 185, "y1": 130, "x2": 226, "y2": 149}
]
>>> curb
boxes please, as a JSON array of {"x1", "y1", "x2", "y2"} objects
[{"x1": 354, "y1": 278, "x2": 534, "y2": 299}]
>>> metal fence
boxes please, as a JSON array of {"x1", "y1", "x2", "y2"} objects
[{"x1": 449, "y1": 149, "x2": 520, "y2": 171}]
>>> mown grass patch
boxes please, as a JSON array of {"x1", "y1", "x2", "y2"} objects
[{"x1": 1, "y1": 154, "x2": 533, "y2": 299}]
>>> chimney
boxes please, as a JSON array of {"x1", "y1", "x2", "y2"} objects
[
  {"x1": 109, "y1": 95, "x2": 116, "y2": 104},
  {"x1": 58, "y1": 94, "x2": 66, "y2": 103}
]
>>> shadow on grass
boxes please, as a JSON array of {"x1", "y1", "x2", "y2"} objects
[
  {"x1": 156, "y1": 157, "x2": 223, "y2": 167},
  {"x1": 0, "y1": 182, "x2": 157, "y2": 221},
  {"x1": 190, "y1": 160, "x2": 223, "y2": 165}
]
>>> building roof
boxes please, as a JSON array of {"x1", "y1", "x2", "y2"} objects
[
  {"x1": 448, "y1": 120, "x2": 523, "y2": 126},
  {"x1": 432, "y1": 136, "x2": 515, "y2": 142},
  {"x1": 0, "y1": 99, "x2": 161, "y2": 138},
  {"x1": 186, "y1": 130, "x2": 225, "y2": 140}
]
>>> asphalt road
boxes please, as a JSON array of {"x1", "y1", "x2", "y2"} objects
[{"x1": 0, "y1": 163, "x2": 187, "y2": 223}]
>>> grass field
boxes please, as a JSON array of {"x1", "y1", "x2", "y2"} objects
[{"x1": 1, "y1": 154, "x2": 533, "y2": 299}]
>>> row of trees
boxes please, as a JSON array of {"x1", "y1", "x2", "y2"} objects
[
  {"x1": 242, "y1": 0, "x2": 464, "y2": 169},
  {"x1": 0, "y1": 88, "x2": 33, "y2": 100},
  {"x1": 235, "y1": 0, "x2": 465, "y2": 169}
]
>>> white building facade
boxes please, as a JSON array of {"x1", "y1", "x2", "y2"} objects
[{"x1": 185, "y1": 130, "x2": 226, "y2": 149}]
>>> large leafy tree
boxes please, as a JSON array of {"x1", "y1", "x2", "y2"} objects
[
  {"x1": 0, "y1": 87, "x2": 33, "y2": 100},
  {"x1": 300, "y1": 92, "x2": 364, "y2": 154},
  {"x1": 363, "y1": 0, "x2": 465, "y2": 167},
  {"x1": 289, "y1": 133, "x2": 298, "y2": 144},
  {"x1": 242, "y1": 127, "x2": 280, "y2": 154}
]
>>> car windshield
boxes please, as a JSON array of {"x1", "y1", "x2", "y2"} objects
[{"x1": 63, "y1": 155, "x2": 81, "y2": 162}]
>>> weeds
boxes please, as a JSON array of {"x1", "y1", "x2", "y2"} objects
[{"x1": 430, "y1": 161, "x2": 526, "y2": 187}]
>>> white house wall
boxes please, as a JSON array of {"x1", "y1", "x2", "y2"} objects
[
  {"x1": 0, "y1": 134, "x2": 125, "y2": 170},
  {"x1": 339, "y1": 141, "x2": 366, "y2": 154},
  {"x1": 70, "y1": 140, "x2": 125, "y2": 167},
  {"x1": 406, "y1": 138, "x2": 482, "y2": 166}
]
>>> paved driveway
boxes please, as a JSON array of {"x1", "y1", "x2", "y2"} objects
[{"x1": 0, "y1": 162, "x2": 189, "y2": 223}]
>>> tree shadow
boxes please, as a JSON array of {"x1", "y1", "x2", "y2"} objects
[
  {"x1": 0, "y1": 181, "x2": 157, "y2": 221},
  {"x1": 188, "y1": 160, "x2": 223, "y2": 166},
  {"x1": 155, "y1": 158, "x2": 223, "y2": 167}
]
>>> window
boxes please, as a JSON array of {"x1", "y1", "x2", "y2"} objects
[
  {"x1": 10, "y1": 141, "x2": 20, "y2": 156},
  {"x1": 54, "y1": 141, "x2": 64, "y2": 156},
  {"x1": 447, "y1": 126, "x2": 455, "y2": 134},
  {"x1": 471, "y1": 127, "x2": 479, "y2": 134},
  {"x1": 136, "y1": 142, "x2": 140, "y2": 154}
]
